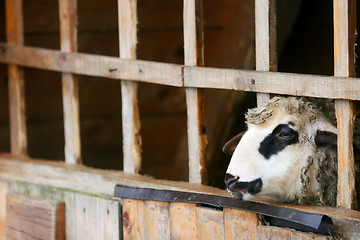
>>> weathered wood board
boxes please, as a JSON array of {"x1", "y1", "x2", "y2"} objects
[
  {"x1": 6, "y1": 194, "x2": 65, "y2": 240},
  {"x1": 65, "y1": 193, "x2": 120, "y2": 240},
  {"x1": 121, "y1": 199, "x2": 336, "y2": 240},
  {"x1": 0, "y1": 181, "x2": 8, "y2": 240}
]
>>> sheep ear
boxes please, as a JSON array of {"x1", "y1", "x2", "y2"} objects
[
  {"x1": 315, "y1": 130, "x2": 360, "y2": 162},
  {"x1": 314, "y1": 130, "x2": 337, "y2": 148},
  {"x1": 222, "y1": 132, "x2": 245, "y2": 155}
]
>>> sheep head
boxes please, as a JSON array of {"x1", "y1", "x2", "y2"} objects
[{"x1": 224, "y1": 97, "x2": 338, "y2": 206}]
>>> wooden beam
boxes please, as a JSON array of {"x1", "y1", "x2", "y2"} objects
[
  {"x1": 5, "y1": 0, "x2": 27, "y2": 155},
  {"x1": 118, "y1": 0, "x2": 141, "y2": 173},
  {"x1": 183, "y1": 66, "x2": 360, "y2": 100},
  {"x1": 4, "y1": 44, "x2": 360, "y2": 101},
  {"x1": 333, "y1": 0, "x2": 357, "y2": 209},
  {"x1": 0, "y1": 44, "x2": 183, "y2": 87},
  {"x1": 184, "y1": 0, "x2": 207, "y2": 184},
  {"x1": 255, "y1": 0, "x2": 277, "y2": 106},
  {"x1": 59, "y1": 0, "x2": 81, "y2": 164}
]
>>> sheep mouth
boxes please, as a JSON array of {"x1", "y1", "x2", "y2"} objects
[{"x1": 227, "y1": 178, "x2": 263, "y2": 200}]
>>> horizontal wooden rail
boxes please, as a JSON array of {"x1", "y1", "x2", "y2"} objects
[
  {"x1": 0, "y1": 43, "x2": 183, "y2": 87},
  {"x1": 184, "y1": 67, "x2": 360, "y2": 100},
  {"x1": 2, "y1": 43, "x2": 360, "y2": 100},
  {"x1": 0, "y1": 155, "x2": 360, "y2": 233}
]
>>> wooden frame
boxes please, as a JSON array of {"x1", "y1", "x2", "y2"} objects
[{"x1": 1, "y1": 0, "x2": 360, "y2": 238}]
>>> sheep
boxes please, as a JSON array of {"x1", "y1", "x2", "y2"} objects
[{"x1": 223, "y1": 96, "x2": 360, "y2": 207}]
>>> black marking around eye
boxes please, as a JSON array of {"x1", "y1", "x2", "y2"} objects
[{"x1": 259, "y1": 124, "x2": 299, "y2": 159}]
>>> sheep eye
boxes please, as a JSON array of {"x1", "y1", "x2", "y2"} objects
[{"x1": 277, "y1": 128, "x2": 295, "y2": 140}]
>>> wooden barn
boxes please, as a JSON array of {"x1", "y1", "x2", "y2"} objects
[{"x1": 1, "y1": 0, "x2": 360, "y2": 239}]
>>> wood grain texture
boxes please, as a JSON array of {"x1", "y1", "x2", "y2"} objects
[
  {"x1": 59, "y1": 0, "x2": 81, "y2": 164},
  {"x1": 257, "y1": 226, "x2": 291, "y2": 240},
  {"x1": 118, "y1": 0, "x2": 142, "y2": 173},
  {"x1": 6, "y1": 194, "x2": 65, "y2": 240},
  {"x1": 0, "y1": 181, "x2": 9, "y2": 240},
  {"x1": 183, "y1": 66, "x2": 360, "y2": 100},
  {"x1": 255, "y1": 0, "x2": 277, "y2": 106},
  {"x1": 122, "y1": 199, "x2": 170, "y2": 240},
  {"x1": 65, "y1": 193, "x2": 119, "y2": 240},
  {"x1": 183, "y1": 0, "x2": 207, "y2": 184},
  {"x1": 224, "y1": 208, "x2": 258, "y2": 239},
  {"x1": 333, "y1": 0, "x2": 357, "y2": 209},
  {"x1": 0, "y1": 44, "x2": 183, "y2": 86},
  {"x1": 196, "y1": 206, "x2": 224, "y2": 240},
  {"x1": 169, "y1": 202, "x2": 196, "y2": 240},
  {"x1": 5, "y1": 0, "x2": 27, "y2": 155}
]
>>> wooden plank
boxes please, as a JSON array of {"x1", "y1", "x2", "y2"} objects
[
  {"x1": 0, "y1": 154, "x2": 228, "y2": 198},
  {"x1": 122, "y1": 199, "x2": 170, "y2": 240},
  {"x1": 0, "y1": 181, "x2": 9, "y2": 240},
  {"x1": 122, "y1": 199, "x2": 144, "y2": 239},
  {"x1": 65, "y1": 193, "x2": 120, "y2": 240},
  {"x1": 183, "y1": 66, "x2": 360, "y2": 100},
  {"x1": 0, "y1": 43, "x2": 183, "y2": 87},
  {"x1": 3, "y1": 43, "x2": 360, "y2": 101},
  {"x1": 183, "y1": 0, "x2": 207, "y2": 184},
  {"x1": 290, "y1": 231, "x2": 331, "y2": 240},
  {"x1": 169, "y1": 202, "x2": 196, "y2": 239},
  {"x1": 196, "y1": 206, "x2": 224, "y2": 240},
  {"x1": 333, "y1": 0, "x2": 357, "y2": 209},
  {"x1": 5, "y1": 0, "x2": 27, "y2": 155},
  {"x1": 144, "y1": 200, "x2": 170, "y2": 239},
  {"x1": 257, "y1": 226, "x2": 291, "y2": 240},
  {"x1": 6, "y1": 194, "x2": 65, "y2": 240},
  {"x1": 118, "y1": 0, "x2": 142, "y2": 173},
  {"x1": 59, "y1": 0, "x2": 81, "y2": 164},
  {"x1": 224, "y1": 208, "x2": 258, "y2": 239},
  {"x1": 255, "y1": 0, "x2": 277, "y2": 106}
]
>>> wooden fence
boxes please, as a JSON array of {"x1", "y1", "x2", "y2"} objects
[{"x1": 0, "y1": 0, "x2": 360, "y2": 239}]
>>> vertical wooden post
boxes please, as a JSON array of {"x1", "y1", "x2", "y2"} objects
[
  {"x1": 118, "y1": 0, "x2": 142, "y2": 173},
  {"x1": 59, "y1": 0, "x2": 82, "y2": 164},
  {"x1": 333, "y1": 0, "x2": 357, "y2": 209},
  {"x1": 255, "y1": 0, "x2": 277, "y2": 106},
  {"x1": 183, "y1": 0, "x2": 207, "y2": 184},
  {"x1": 5, "y1": 0, "x2": 27, "y2": 155}
]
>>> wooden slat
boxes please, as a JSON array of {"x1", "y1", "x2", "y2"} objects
[
  {"x1": 5, "y1": 0, "x2": 27, "y2": 155},
  {"x1": 196, "y1": 206, "x2": 224, "y2": 239},
  {"x1": 0, "y1": 43, "x2": 183, "y2": 87},
  {"x1": 184, "y1": 66, "x2": 360, "y2": 100},
  {"x1": 122, "y1": 199, "x2": 144, "y2": 239},
  {"x1": 255, "y1": 0, "x2": 277, "y2": 106},
  {"x1": 118, "y1": 0, "x2": 142, "y2": 173},
  {"x1": 257, "y1": 226, "x2": 291, "y2": 240},
  {"x1": 122, "y1": 199, "x2": 170, "y2": 240},
  {"x1": 333, "y1": 0, "x2": 357, "y2": 209},
  {"x1": 0, "y1": 181, "x2": 9, "y2": 240},
  {"x1": 169, "y1": 202, "x2": 196, "y2": 239},
  {"x1": 6, "y1": 194, "x2": 65, "y2": 240},
  {"x1": 184, "y1": 0, "x2": 207, "y2": 184},
  {"x1": 144, "y1": 200, "x2": 170, "y2": 239},
  {"x1": 59, "y1": 0, "x2": 81, "y2": 164},
  {"x1": 224, "y1": 208, "x2": 258, "y2": 239},
  {"x1": 65, "y1": 193, "x2": 120, "y2": 240}
]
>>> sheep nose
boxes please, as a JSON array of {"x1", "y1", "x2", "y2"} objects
[
  {"x1": 225, "y1": 173, "x2": 263, "y2": 196},
  {"x1": 225, "y1": 173, "x2": 239, "y2": 191}
]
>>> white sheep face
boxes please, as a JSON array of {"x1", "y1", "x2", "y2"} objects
[{"x1": 224, "y1": 97, "x2": 337, "y2": 203}]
